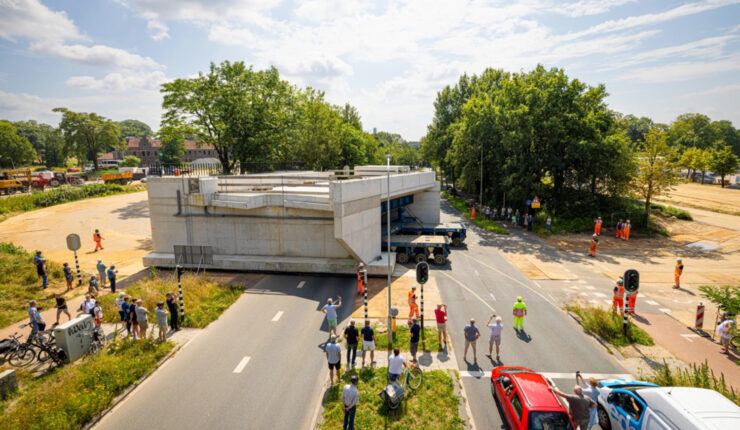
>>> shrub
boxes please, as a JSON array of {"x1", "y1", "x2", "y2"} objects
[
  {"x1": 566, "y1": 303, "x2": 654, "y2": 347},
  {"x1": 645, "y1": 361, "x2": 739, "y2": 407},
  {"x1": 441, "y1": 191, "x2": 508, "y2": 234},
  {"x1": 373, "y1": 324, "x2": 440, "y2": 352},
  {"x1": 0, "y1": 183, "x2": 145, "y2": 215}
]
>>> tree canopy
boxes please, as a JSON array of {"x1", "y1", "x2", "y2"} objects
[
  {"x1": 118, "y1": 119, "x2": 153, "y2": 138},
  {"x1": 11, "y1": 120, "x2": 65, "y2": 167},
  {"x1": 0, "y1": 121, "x2": 37, "y2": 168},
  {"x1": 709, "y1": 146, "x2": 739, "y2": 187},
  {"x1": 53, "y1": 108, "x2": 122, "y2": 168},
  {"x1": 631, "y1": 129, "x2": 679, "y2": 228}
]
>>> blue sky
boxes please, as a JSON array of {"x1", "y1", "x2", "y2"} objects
[{"x1": 1, "y1": 0, "x2": 739, "y2": 140}]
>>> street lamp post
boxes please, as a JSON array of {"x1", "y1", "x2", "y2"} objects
[
  {"x1": 479, "y1": 143, "x2": 483, "y2": 206},
  {"x1": 386, "y1": 154, "x2": 392, "y2": 348}
]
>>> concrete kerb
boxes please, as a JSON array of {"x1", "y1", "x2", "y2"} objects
[
  {"x1": 566, "y1": 310, "x2": 626, "y2": 361},
  {"x1": 81, "y1": 342, "x2": 182, "y2": 430},
  {"x1": 450, "y1": 369, "x2": 476, "y2": 430}
]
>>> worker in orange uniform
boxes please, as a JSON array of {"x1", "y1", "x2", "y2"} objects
[
  {"x1": 471, "y1": 205, "x2": 476, "y2": 219},
  {"x1": 616, "y1": 219, "x2": 623, "y2": 239},
  {"x1": 93, "y1": 229, "x2": 104, "y2": 252},
  {"x1": 612, "y1": 277, "x2": 625, "y2": 315},
  {"x1": 408, "y1": 285, "x2": 420, "y2": 319},
  {"x1": 356, "y1": 263, "x2": 366, "y2": 295},
  {"x1": 589, "y1": 234, "x2": 599, "y2": 257},
  {"x1": 626, "y1": 289, "x2": 638, "y2": 315},
  {"x1": 673, "y1": 258, "x2": 684, "y2": 289},
  {"x1": 623, "y1": 220, "x2": 631, "y2": 241},
  {"x1": 594, "y1": 217, "x2": 603, "y2": 236}
]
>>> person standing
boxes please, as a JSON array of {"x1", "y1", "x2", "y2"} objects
[
  {"x1": 434, "y1": 303, "x2": 448, "y2": 348},
  {"x1": 325, "y1": 334, "x2": 342, "y2": 385},
  {"x1": 155, "y1": 302, "x2": 168, "y2": 342},
  {"x1": 717, "y1": 318, "x2": 735, "y2": 355},
  {"x1": 594, "y1": 217, "x2": 602, "y2": 236},
  {"x1": 552, "y1": 385, "x2": 596, "y2": 430},
  {"x1": 546, "y1": 216, "x2": 552, "y2": 233},
  {"x1": 408, "y1": 285, "x2": 420, "y2": 320},
  {"x1": 623, "y1": 220, "x2": 631, "y2": 241},
  {"x1": 513, "y1": 296, "x2": 527, "y2": 331},
  {"x1": 486, "y1": 314, "x2": 503, "y2": 361},
  {"x1": 93, "y1": 228, "x2": 104, "y2": 251},
  {"x1": 63, "y1": 262, "x2": 74, "y2": 291},
  {"x1": 33, "y1": 251, "x2": 48, "y2": 289},
  {"x1": 80, "y1": 294, "x2": 96, "y2": 316},
  {"x1": 115, "y1": 292, "x2": 126, "y2": 322},
  {"x1": 135, "y1": 299, "x2": 149, "y2": 338},
  {"x1": 322, "y1": 297, "x2": 342, "y2": 337},
  {"x1": 121, "y1": 296, "x2": 132, "y2": 336},
  {"x1": 493, "y1": 208, "x2": 498, "y2": 220},
  {"x1": 626, "y1": 289, "x2": 638, "y2": 315},
  {"x1": 616, "y1": 219, "x2": 623, "y2": 239},
  {"x1": 96, "y1": 259, "x2": 107, "y2": 287},
  {"x1": 343, "y1": 320, "x2": 359, "y2": 368},
  {"x1": 129, "y1": 297, "x2": 139, "y2": 340},
  {"x1": 612, "y1": 278, "x2": 625, "y2": 315},
  {"x1": 527, "y1": 214, "x2": 533, "y2": 231},
  {"x1": 576, "y1": 372, "x2": 600, "y2": 429},
  {"x1": 589, "y1": 234, "x2": 599, "y2": 257},
  {"x1": 166, "y1": 292, "x2": 179, "y2": 331},
  {"x1": 342, "y1": 375, "x2": 359, "y2": 430},
  {"x1": 360, "y1": 320, "x2": 375, "y2": 367},
  {"x1": 93, "y1": 300, "x2": 103, "y2": 327},
  {"x1": 28, "y1": 300, "x2": 41, "y2": 339},
  {"x1": 409, "y1": 318, "x2": 420, "y2": 362},
  {"x1": 54, "y1": 293, "x2": 71, "y2": 325},
  {"x1": 673, "y1": 258, "x2": 684, "y2": 289},
  {"x1": 107, "y1": 265, "x2": 118, "y2": 293},
  {"x1": 387, "y1": 348, "x2": 406, "y2": 382},
  {"x1": 463, "y1": 318, "x2": 481, "y2": 362},
  {"x1": 523, "y1": 214, "x2": 529, "y2": 231}
]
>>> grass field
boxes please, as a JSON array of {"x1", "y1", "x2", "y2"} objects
[
  {"x1": 373, "y1": 324, "x2": 443, "y2": 353},
  {"x1": 320, "y1": 366, "x2": 465, "y2": 430},
  {"x1": 98, "y1": 272, "x2": 243, "y2": 328},
  {"x1": 566, "y1": 303, "x2": 654, "y2": 347},
  {"x1": 0, "y1": 242, "x2": 68, "y2": 327},
  {"x1": 441, "y1": 191, "x2": 508, "y2": 234},
  {"x1": 0, "y1": 339, "x2": 174, "y2": 430}
]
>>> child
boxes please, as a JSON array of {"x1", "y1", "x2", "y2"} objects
[
  {"x1": 93, "y1": 300, "x2": 103, "y2": 327},
  {"x1": 63, "y1": 262, "x2": 74, "y2": 291}
]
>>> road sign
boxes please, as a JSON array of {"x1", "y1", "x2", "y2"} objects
[
  {"x1": 531, "y1": 197, "x2": 540, "y2": 209},
  {"x1": 66, "y1": 234, "x2": 81, "y2": 251},
  {"x1": 525, "y1": 199, "x2": 532, "y2": 206}
]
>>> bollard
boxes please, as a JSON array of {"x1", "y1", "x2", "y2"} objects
[
  {"x1": 696, "y1": 302, "x2": 705, "y2": 330},
  {"x1": 73, "y1": 250, "x2": 82, "y2": 286}
]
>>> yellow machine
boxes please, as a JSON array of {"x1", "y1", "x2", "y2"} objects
[
  {"x1": 102, "y1": 171, "x2": 133, "y2": 185},
  {"x1": 0, "y1": 169, "x2": 31, "y2": 195}
]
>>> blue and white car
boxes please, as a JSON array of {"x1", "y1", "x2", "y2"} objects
[{"x1": 596, "y1": 379, "x2": 658, "y2": 430}]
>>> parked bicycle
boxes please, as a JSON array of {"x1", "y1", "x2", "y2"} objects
[
  {"x1": 1, "y1": 332, "x2": 36, "y2": 367},
  {"x1": 381, "y1": 363, "x2": 423, "y2": 409},
  {"x1": 12, "y1": 324, "x2": 66, "y2": 367},
  {"x1": 83, "y1": 326, "x2": 106, "y2": 355}
]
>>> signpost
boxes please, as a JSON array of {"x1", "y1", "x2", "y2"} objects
[
  {"x1": 531, "y1": 196, "x2": 540, "y2": 209},
  {"x1": 65, "y1": 233, "x2": 82, "y2": 286}
]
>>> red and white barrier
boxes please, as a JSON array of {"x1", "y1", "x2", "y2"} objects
[{"x1": 695, "y1": 302, "x2": 705, "y2": 329}]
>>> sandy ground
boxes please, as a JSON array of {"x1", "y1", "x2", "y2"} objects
[
  {"x1": 0, "y1": 191, "x2": 151, "y2": 278},
  {"x1": 655, "y1": 182, "x2": 740, "y2": 216}
]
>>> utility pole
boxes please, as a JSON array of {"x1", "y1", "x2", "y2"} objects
[
  {"x1": 479, "y1": 144, "x2": 483, "y2": 205},
  {"x1": 386, "y1": 154, "x2": 392, "y2": 348}
]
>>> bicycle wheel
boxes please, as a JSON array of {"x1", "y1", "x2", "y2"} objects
[
  {"x1": 37, "y1": 347, "x2": 51, "y2": 362},
  {"x1": 407, "y1": 366, "x2": 423, "y2": 390},
  {"x1": 9, "y1": 345, "x2": 36, "y2": 367}
]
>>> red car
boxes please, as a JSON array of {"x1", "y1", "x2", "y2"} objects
[{"x1": 491, "y1": 366, "x2": 574, "y2": 430}]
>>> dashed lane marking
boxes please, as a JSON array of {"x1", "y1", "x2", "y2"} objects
[
  {"x1": 577, "y1": 280, "x2": 587, "y2": 284},
  {"x1": 461, "y1": 253, "x2": 555, "y2": 305},
  {"x1": 645, "y1": 300, "x2": 659, "y2": 306},
  {"x1": 603, "y1": 300, "x2": 612, "y2": 306},
  {"x1": 297, "y1": 281, "x2": 305, "y2": 289},
  {"x1": 659, "y1": 308, "x2": 672, "y2": 313},
  {"x1": 490, "y1": 293, "x2": 497, "y2": 301},
  {"x1": 585, "y1": 285, "x2": 595, "y2": 290},
  {"x1": 681, "y1": 334, "x2": 701, "y2": 343},
  {"x1": 272, "y1": 311, "x2": 284, "y2": 321},
  {"x1": 233, "y1": 356, "x2": 251, "y2": 373},
  {"x1": 593, "y1": 292, "x2": 607, "y2": 298}
]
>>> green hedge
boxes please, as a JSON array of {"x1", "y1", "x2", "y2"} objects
[
  {"x1": 566, "y1": 303, "x2": 654, "y2": 347},
  {"x1": 0, "y1": 183, "x2": 146, "y2": 215}
]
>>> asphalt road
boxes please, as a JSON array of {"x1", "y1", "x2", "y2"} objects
[
  {"x1": 95, "y1": 274, "x2": 354, "y2": 430},
  {"x1": 433, "y1": 201, "x2": 630, "y2": 429}
]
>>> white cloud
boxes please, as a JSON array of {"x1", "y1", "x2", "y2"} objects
[
  {"x1": 684, "y1": 83, "x2": 740, "y2": 97},
  {"x1": 619, "y1": 55, "x2": 740, "y2": 82},
  {"x1": 31, "y1": 41, "x2": 162, "y2": 69},
  {"x1": 600, "y1": 35, "x2": 737, "y2": 71},
  {"x1": 556, "y1": 0, "x2": 637, "y2": 17},
  {"x1": 66, "y1": 71, "x2": 169, "y2": 92}
]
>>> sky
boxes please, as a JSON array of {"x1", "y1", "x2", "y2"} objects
[{"x1": 1, "y1": 0, "x2": 739, "y2": 141}]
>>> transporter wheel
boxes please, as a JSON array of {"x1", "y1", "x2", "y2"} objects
[
  {"x1": 415, "y1": 253, "x2": 427, "y2": 264},
  {"x1": 396, "y1": 252, "x2": 409, "y2": 264},
  {"x1": 452, "y1": 237, "x2": 463, "y2": 247},
  {"x1": 433, "y1": 253, "x2": 446, "y2": 265}
]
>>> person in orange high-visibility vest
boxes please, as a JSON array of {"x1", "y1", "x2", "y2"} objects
[
  {"x1": 408, "y1": 285, "x2": 420, "y2": 319},
  {"x1": 616, "y1": 220, "x2": 623, "y2": 239},
  {"x1": 594, "y1": 217, "x2": 603, "y2": 236},
  {"x1": 589, "y1": 234, "x2": 598, "y2": 257},
  {"x1": 623, "y1": 220, "x2": 631, "y2": 241},
  {"x1": 627, "y1": 289, "x2": 638, "y2": 315},
  {"x1": 471, "y1": 206, "x2": 476, "y2": 219},
  {"x1": 93, "y1": 229, "x2": 104, "y2": 251},
  {"x1": 673, "y1": 258, "x2": 684, "y2": 289},
  {"x1": 357, "y1": 263, "x2": 366, "y2": 295},
  {"x1": 613, "y1": 277, "x2": 625, "y2": 315}
]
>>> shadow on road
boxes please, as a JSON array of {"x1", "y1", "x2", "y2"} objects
[{"x1": 111, "y1": 199, "x2": 150, "y2": 220}]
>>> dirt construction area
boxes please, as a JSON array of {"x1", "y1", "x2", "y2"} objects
[
  {"x1": 0, "y1": 191, "x2": 151, "y2": 278},
  {"x1": 655, "y1": 182, "x2": 740, "y2": 216}
]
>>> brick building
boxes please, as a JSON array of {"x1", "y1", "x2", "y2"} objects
[{"x1": 100, "y1": 137, "x2": 218, "y2": 165}]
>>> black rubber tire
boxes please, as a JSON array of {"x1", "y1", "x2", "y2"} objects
[
  {"x1": 598, "y1": 405, "x2": 611, "y2": 430},
  {"x1": 9, "y1": 345, "x2": 36, "y2": 367},
  {"x1": 433, "y1": 253, "x2": 446, "y2": 265},
  {"x1": 396, "y1": 252, "x2": 409, "y2": 264},
  {"x1": 452, "y1": 237, "x2": 463, "y2": 247},
  {"x1": 415, "y1": 253, "x2": 427, "y2": 264},
  {"x1": 50, "y1": 179, "x2": 60, "y2": 187}
]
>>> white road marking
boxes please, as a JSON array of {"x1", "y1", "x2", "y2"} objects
[
  {"x1": 490, "y1": 293, "x2": 496, "y2": 301},
  {"x1": 645, "y1": 300, "x2": 659, "y2": 306},
  {"x1": 474, "y1": 270, "x2": 479, "y2": 276},
  {"x1": 579, "y1": 292, "x2": 589, "y2": 296},
  {"x1": 589, "y1": 299, "x2": 600, "y2": 305},
  {"x1": 272, "y1": 311, "x2": 284, "y2": 321},
  {"x1": 233, "y1": 356, "x2": 251, "y2": 373},
  {"x1": 438, "y1": 271, "x2": 495, "y2": 312},
  {"x1": 297, "y1": 281, "x2": 305, "y2": 289},
  {"x1": 603, "y1": 300, "x2": 613, "y2": 306},
  {"x1": 659, "y1": 308, "x2": 672, "y2": 313},
  {"x1": 460, "y1": 370, "x2": 633, "y2": 379},
  {"x1": 681, "y1": 334, "x2": 700, "y2": 343},
  {"x1": 585, "y1": 285, "x2": 595, "y2": 290},
  {"x1": 462, "y1": 253, "x2": 555, "y2": 304},
  {"x1": 593, "y1": 292, "x2": 607, "y2": 298},
  {"x1": 577, "y1": 280, "x2": 587, "y2": 284}
]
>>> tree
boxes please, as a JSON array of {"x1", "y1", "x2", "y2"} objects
[
  {"x1": 53, "y1": 108, "x2": 122, "y2": 168},
  {"x1": 43, "y1": 129, "x2": 67, "y2": 168},
  {"x1": 120, "y1": 155, "x2": 141, "y2": 167},
  {"x1": 711, "y1": 120, "x2": 740, "y2": 157},
  {"x1": 338, "y1": 103, "x2": 363, "y2": 131},
  {"x1": 157, "y1": 127, "x2": 187, "y2": 164},
  {"x1": 709, "y1": 146, "x2": 739, "y2": 187},
  {"x1": 694, "y1": 149, "x2": 711, "y2": 184},
  {"x1": 118, "y1": 119, "x2": 153, "y2": 138},
  {"x1": 667, "y1": 113, "x2": 716, "y2": 150},
  {"x1": 631, "y1": 129, "x2": 678, "y2": 229},
  {"x1": 616, "y1": 114, "x2": 653, "y2": 144},
  {"x1": 375, "y1": 131, "x2": 420, "y2": 166},
  {"x1": 0, "y1": 121, "x2": 37, "y2": 167}
]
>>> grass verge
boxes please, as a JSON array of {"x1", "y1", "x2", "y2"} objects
[
  {"x1": 644, "y1": 361, "x2": 739, "y2": 406},
  {"x1": 373, "y1": 325, "x2": 442, "y2": 353},
  {"x1": 98, "y1": 272, "x2": 243, "y2": 328},
  {"x1": 0, "y1": 339, "x2": 174, "y2": 430},
  {"x1": 441, "y1": 191, "x2": 508, "y2": 234},
  {"x1": 0, "y1": 242, "x2": 67, "y2": 327},
  {"x1": 565, "y1": 303, "x2": 654, "y2": 347},
  {"x1": 0, "y1": 183, "x2": 146, "y2": 218},
  {"x1": 320, "y1": 366, "x2": 465, "y2": 429}
]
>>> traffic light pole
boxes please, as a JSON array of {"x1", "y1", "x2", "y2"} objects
[
  {"x1": 176, "y1": 265, "x2": 185, "y2": 321},
  {"x1": 416, "y1": 262, "x2": 429, "y2": 346}
]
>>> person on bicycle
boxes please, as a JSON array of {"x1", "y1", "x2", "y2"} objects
[{"x1": 388, "y1": 348, "x2": 407, "y2": 382}]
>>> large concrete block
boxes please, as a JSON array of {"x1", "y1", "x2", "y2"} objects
[{"x1": 0, "y1": 369, "x2": 18, "y2": 400}]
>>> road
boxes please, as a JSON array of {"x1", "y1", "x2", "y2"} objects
[
  {"x1": 434, "y1": 201, "x2": 630, "y2": 429},
  {"x1": 95, "y1": 274, "x2": 354, "y2": 430}
]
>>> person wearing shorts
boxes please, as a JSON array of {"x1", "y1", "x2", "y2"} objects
[
  {"x1": 54, "y1": 293, "x2": 71, "y2": 325},
  {"x1": 135, "y1": 299, "x2": 149, "y2": 338},
  {"x1": 486, "y1": 314, "x2": 503, "y2": 361},
  {"x1": 322, "y1": 297, "x2": 342, "y2": 337},
  {"x1": 325, "y1": 335, "x2": 342, "y2": 385},
  {"x1": 361, "y1": 320, "x2": 375, "y2": 367},
  {"x1": 434, "y1": 304, "x2": 448, "y2": 347}
]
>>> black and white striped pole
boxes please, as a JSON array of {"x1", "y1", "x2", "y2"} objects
[
  {"x1": 74, "y1": 250, "x2": 82, "y2": 286},
  {"x1": 65, "y1": 233, "x2": 82, "y2": 286},
  {"x1": 176, "y1": 265, "x2": 185, "y2": 322},
  {"x1": 361, "y1": 267, "x2": 368, "y2": 323},
  {"x1": 416, "y1": 262, "x2": 429, "y2": 345}
]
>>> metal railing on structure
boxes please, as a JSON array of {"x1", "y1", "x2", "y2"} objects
[
  {"x1": 217, "y1": 174, "x2": 332, "y2": 195},
  {"x1": 144, "y1": 161, "x2": 306, "y2": 177}
]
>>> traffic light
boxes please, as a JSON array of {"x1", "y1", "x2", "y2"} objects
[
  {"x1": 624, "y1": 269, "x2": 639, "y2": 292},
  {"x1": 176, "y1": 265, "x2": 185, "y2": 276},
  {"x1": 416, "y1": 262, "x2": 429, "y2": 285}
]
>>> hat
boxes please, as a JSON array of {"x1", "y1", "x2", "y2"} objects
[
  {"x1": 157, "y1": 301, "x2": 164, "y2": 306},
  {"x1": 517, "y1": 296, "x2": 522, "y2": 302},
  {"x1": 95, "y1": 229, "x2": 99, "y2": 232},
  {"x1": 350, "y1": 375, "x2": 359, "y2": 383},
  {"x1": 411, "y1": 285, "x2": 417, "y2": 289},
  {"x1": 36, "y1": 250, "x2": 42, "y2": 254},
  {"x1": 97, "y1": 259, "x2": 102, "y2": 262},
  {"x1": 593, "y1": 233, "x2": 597, "y2": 237},
  {"x1": 677, "y1": 258, "x2": 682, "y2": 262},
  {"x1": 330, "y1": 334, "x2": 337, "y2": 342},
  {"x1": 617, "y1": 277, "x2": 623, "y2": 284},
  {"x1": 119, "y1": 292, "x2": 125, "y2": 297},
  {"x1": 110, "y1": 265, "x2": 116, "y2": 268}
]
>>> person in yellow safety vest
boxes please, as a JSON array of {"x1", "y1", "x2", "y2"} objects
[
  {"x1": 673, "y1": 258, "x2": 684, "y2": 289},
  {"x1": 626, "y1": 289, "x2": 638, "y2": 315},
  {"x1": 408, "y1": 285, "x2": 420, "y2": 319},
  {"x1": 513, "y1": 297, "x2": 527, "y2": 331},
  {"x1": 356, "y1": 263, "x2": 366, "y2": 295},
  {"x1": 612, "y1": 277, "x2": 625, "y2": 315}
]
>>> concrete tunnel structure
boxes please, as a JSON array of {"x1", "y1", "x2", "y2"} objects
[{"x1": 143, "y1": 166, "x2": 441, "y2": 275}]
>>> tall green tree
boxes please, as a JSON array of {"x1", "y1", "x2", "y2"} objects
[
  {"x1": 0, "y1": 121, "x2": 37, "y2": 167},
  {"x1": 157, "y1": 126, "x2": 187, "y2": 164},
  {"x1": 631, "y1": 129, "x2": 678, "y2": 228},
  {"x1": 375, "y1": 131, "x2": 420, "y2": 166},
  {"x1": 709, "y1": 146, "x2": 739, "y2": 187},
  {"x1": 711, "y1": 120, "x2": 740, "y2": 157},
  {"x1": 667, "y1": 113, "x2": 716, "y2": 150},
  {"x1": 338, "y1": 103, "x2": 363, "y2": 131},
  {"x1": 616, "y1": 114, "x2": 653, "y2": 144},
  {"x1": 52, "y1": 108, "x2": 121, "y2": 168},
  {"x1": 118, "y1": 119, "x2": 153, "y2": 138},
  {"x1": 43, "y1": 129, "x2": 67, "y2": 168}
]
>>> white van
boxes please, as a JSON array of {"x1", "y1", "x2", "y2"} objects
[
  {"x1": 599, "y1": 386, "x2": 740, "y2": 429},
  {"x1": 99, "y1": 160, "x2": 121, "y2": 168}
]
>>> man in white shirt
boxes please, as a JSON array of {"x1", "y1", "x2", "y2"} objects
[
  {"x1": 342, "y1": 375, "x2": 359, "y2": 430},
  {"x1": 486, "y1": 314, "x2": 504, "y2": 361},
  {"x1": 387, "y1": 348, "x2": 406, "y2": 382},
  {"x1": 717, "y1": 318, "x2": 736, "y2": 355}
]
